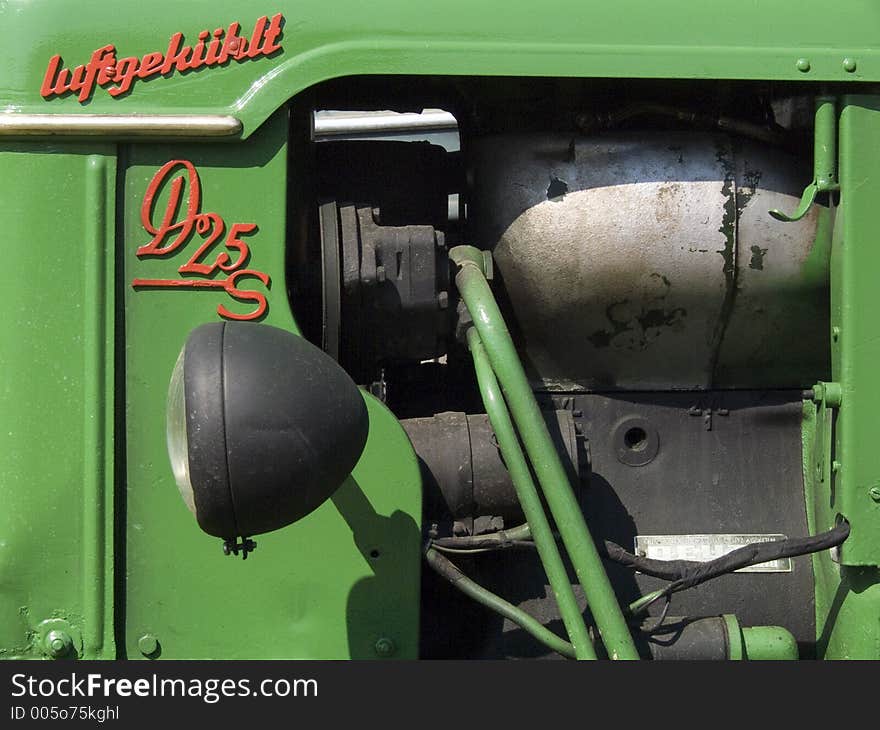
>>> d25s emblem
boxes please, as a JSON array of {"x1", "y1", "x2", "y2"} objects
[{"x1": 131, "y1": 159, "x2": 271, "y2": 320}]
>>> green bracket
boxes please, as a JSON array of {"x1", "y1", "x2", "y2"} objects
[
  {"x1": 811, "y1": 381, "x2": 842, "y2": 487},
  {"x1": 770, "y1": 97, "x2": 839, "y2": 222}
]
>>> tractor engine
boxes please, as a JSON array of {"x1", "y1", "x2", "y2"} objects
[{"x1": 257, "y1": 79, "x2": 839, "y2": 659}]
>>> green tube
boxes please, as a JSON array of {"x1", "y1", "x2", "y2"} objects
[
  {"x1": 452, "y1": 246, "x2": 639, "y2": 660},
  {"x1": 626, "y1": 589, "x2": 667, "y2": 618},
  {"x1": 468, "y1": 328, "x2": 596, "y2": 660},
  {"x1": 425, "y1": 548, "x2": 576, "y2": 659},
  {"x1": 741, "y1": 626, "x2": 800, "y2": 660},
  {"x1": 814, "y1": 97, "x2": 838, "y2": 191}
]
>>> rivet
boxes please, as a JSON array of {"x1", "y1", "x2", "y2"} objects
[
  {"x1": 374, "y1": 637, "x2": 396, "y2": 657},
  {"x1": 843, "y1": 58, "x2": 857, "y2": 73},
  {"x1": 44, "y1": 630, "x2": 72, "y2": 659},
  {"x1": 137, "y1": 634, "x2": 159, "y2": 656},
  {"x1": 869, "y1": 486, "x2": 880, "y2": 502},
  {"x1": 796, "y1": 58, "x2": 811, "y2": 73}
]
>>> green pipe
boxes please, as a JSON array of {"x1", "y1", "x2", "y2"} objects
[
  {"x1": 814, "y1": 96, "x2": 838, "y2": 191},
  {"x1": 468, "y1": 328, "x2": 596, "y2": 659},
  {"x1": 452, "y1": 246, "x2": 639, "y2": 660},
  {"x1": 741, "y1": 626, "x2": 800, "y2": 660},
  {"x1": 722, "y1": 615, "x2": 799, "y2": 660},
  {"x1": 626, "y1": 589, "x2": 667, "y2": 618},
  {"x1": 425, "y1": 548, "x2": 577, "y2": 659}
]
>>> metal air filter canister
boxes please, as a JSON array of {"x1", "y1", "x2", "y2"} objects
[{"x1": 469, "y1": 132, "x2": 831, "y2": 390}]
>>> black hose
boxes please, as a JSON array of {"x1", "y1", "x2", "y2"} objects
[
  {"x1": 434, "y1": 521, "x2": 850, "y2": 601},
  {"x1": 601, "y1": 521, "x2": 850, "y2": 598}
]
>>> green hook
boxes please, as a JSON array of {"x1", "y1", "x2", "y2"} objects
[
  {"x1": 769, "y1": 181, "x2": 818, "y2": 222},
  {"x1": 768, "y1": 97, "x2": 837, "y2": 224}
]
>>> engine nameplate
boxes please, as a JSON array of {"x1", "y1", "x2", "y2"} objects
[{"x1": 634, "y1": 534, "x2": 792, "y2": 573}]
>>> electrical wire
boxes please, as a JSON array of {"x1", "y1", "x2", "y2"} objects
[
  {"x1": 602, "y1": 521, "x2": 850, "y2": 601},
  {"x1": 425, "y1": 546, "x2": 577, "y2": 658},
  {"x1": 432, "y1": 521, "x2": 850, "y2": 605},
  {"x1": 425, "y1": 545, "x2": 675, "y2": 658}
]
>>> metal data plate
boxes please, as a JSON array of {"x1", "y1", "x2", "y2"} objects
[{"x1": 634, "y1": 534, "x2": 792, "y2": 573}]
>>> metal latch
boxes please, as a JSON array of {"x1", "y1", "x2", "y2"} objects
[{"x1": 811, "y1": 381, "x2": 842, "y2": 485}]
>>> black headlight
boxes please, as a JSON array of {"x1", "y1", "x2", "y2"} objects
[{"x1": 167, "y1": 322, "x2": 369, "y2": 554}]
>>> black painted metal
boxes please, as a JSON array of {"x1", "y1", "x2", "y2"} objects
[{"x1": 428, "y1": 390, "x2": 814, "y2": 659}]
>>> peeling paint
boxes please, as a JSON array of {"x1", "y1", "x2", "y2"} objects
[
  {"x1": 749, "y1": 245, "x2": 768, "y2": 270},
  {"x1": 587, "y1": 275, "x2": 687, "y2": 350},
  {"x1": 708, "y1": 139, "x2": 740, "y2": 386}
]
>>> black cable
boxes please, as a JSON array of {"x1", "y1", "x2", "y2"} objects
[
  {"x1": 434, "y1": 521, "x2": 850, "y2": 601},
  {"x1": 602, "y1": 521, "x2": 850, "y2": 599}
]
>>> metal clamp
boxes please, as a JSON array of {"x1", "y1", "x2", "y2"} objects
[{"x1": 769, "y1": 97, "x2": 839, "y2": 222}]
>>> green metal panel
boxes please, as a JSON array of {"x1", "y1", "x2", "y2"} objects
[
  {"x1": 0, "y1": 145, "x2": 116, "y2": 659},
  {"x1": 800, "y1": 96, "x2": 880, "y2": 658},
  {"x1": 803, "y1": 402, "x2": 880, "y2": 658},
  {"x1": 1, "y1": 1, "x2": 880, "y2": 137},
  {"x1": 830, "y1": 97, "x2": 880, "y2": 567},
  {"x1": 122, "y1": 110, "x2": 422, "y2": 659}
]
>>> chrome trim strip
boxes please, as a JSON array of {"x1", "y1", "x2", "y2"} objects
[
  {"x1": 0, "y1": 114, "x2": 242, "y2": 137},
  {"x1": 314, "y1": 110, "x2": 458, "y2": 137}
]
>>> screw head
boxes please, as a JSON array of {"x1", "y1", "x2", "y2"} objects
[
  {"x1": 869, "y1": 486, "x2": 880, "y2": 502},
  {"x1": 44, "y1": 630, "x2": 72, "y2": 658},
  {"x1": 796, "y1": 58, "x2": 811, "y2": 72},
  {"x1": 374, "y1": 637, "x2": 396, "y2": 657},
  {"x1": 843, "y1": 58, "x2": 857, "y2": 73},
  {"x1": 137, "y1": 634, "x2": 159, "y2": 656}
]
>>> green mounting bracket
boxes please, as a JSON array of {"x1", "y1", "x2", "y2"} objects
[
  {"x1": 770, "y1": 97, "x2": 839, "y2": 222},
  {"x1": 811, "y1": 381, "x2": 842, "y2": 488}
]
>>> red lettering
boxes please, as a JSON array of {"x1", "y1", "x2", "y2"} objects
[
  {"x1": 41, "y1": 15, "x2": 286, "y2": 102},
  {"x1": 261, "y1": 13, "x2": 284, "y2": 54},
  {"x1": 137, "y1": 160, "x2": 200, "y2": 256},
  {"x1": 133, "y1": 160, "x2": 271, "y2": 320},
  {"x1": 219, "y1": 269, "x2": 270, "y2": 321},
  {"x1": 218, "y1": 22, "x2": 243, "y2": 63},
  {"x1": 190, "y1": 31, "x2": 209, "y2": 69},
  {"x1": 108, "y1": 57, "x2": 139, "y2": 97},
  {"x1": 137, "y1": 52, "x2": 165, "y2": 79},
  {"x1": 177, "y1": 213, "x2": 226, "y2": 275},
  {"x1": 67, "y1": 65, "x2": 88, "y2": 94},
  {"x1": 161, "y1": 32, "x2": 194, "y2": 74},
  {"x1": 246, "y1": 16, "x2": 267, "y2": 59},
  {"x1": 40, "y1": 54, "x2": 64, "y2": 97},
  {"x1": 205, "y1": 28, "x2": 225, "y2": 65}
]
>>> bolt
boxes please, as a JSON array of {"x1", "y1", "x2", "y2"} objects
[
  {"x1": 371, "y1": 207, "x2": 381, "y2": 224},
  {"x1": 44, "y1": 630, "x2": 72, "y2": 659},
  {"x1": 843, "y1": 58, "x2": 857, "y2": 73},
  {"x1": 832, "y1": 460, "x2": 842, "y2": 474},
  {"x1": 796, "y1": 58, "x2": 811, "y2": 73},
  {"x1": 376, "y1": 265, "x2": 386, "y2": 283},
  {"x1": 869, "y1": 487, "x2": 880, "y2": 502},
  {"x1": 437, "y1": 291, "x2": 449, "y2": 309},
  {"x1": 374, "y1": 637, "x2": 396, "y2": 657},
  {"x1": 832, "y1": 326, "x2": 840, "y2": 342},
  {"x1": 138, "y1": 634, "x2": 159, "y2": 657}
]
